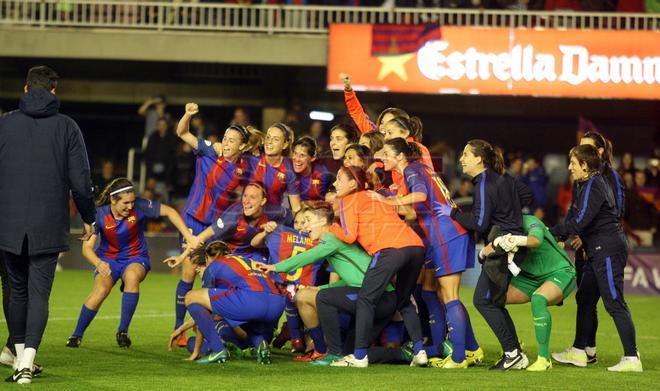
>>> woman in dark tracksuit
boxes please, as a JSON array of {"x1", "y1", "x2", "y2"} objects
[
  {"x1": 436, "y1": 139, "x2": 529, "y2": 370},
  {"x1": 550, "y1": 144, "x2": 641, "y2": 372},
  {"x1": 555, "y1": 132, "x2": 626, "y2": 365}
]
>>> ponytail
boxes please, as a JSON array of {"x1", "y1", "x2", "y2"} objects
[
  {"x1": 189, "y1": 240, "x2": 231, "y2": 267},
  {"x1": 385, "y1": 137, "x2": 422, "y2": 162},
  {"x1": 583, "y1": 131, "x2": 612, "y2": 167},
  {"x1": 243, "y1": 125, "x2": 264, "y2": 154},
  {"x1": 96, "y1": 178, "x2": 134, "y2": 206},
  {"x1": 466, "y1": 139, "x2": 504, "y2": 175}
]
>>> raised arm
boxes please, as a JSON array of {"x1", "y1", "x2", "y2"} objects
[
  {"x1": 176, "y1": 103, "x2": 203, "y2": 150},
  {"x1": 340, "y1": 73, "x2": 376, "y2": 133}
]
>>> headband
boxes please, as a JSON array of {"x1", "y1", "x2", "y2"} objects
[
  {"x1": 110, "y1": 186, "x2": 133, "y2": 196},
  {"x1": 271, "y1": 123, "x2": 291, "y2": 143},
  {"x1": 228, "y1": 125, "x2": 249, "y2": 143}
]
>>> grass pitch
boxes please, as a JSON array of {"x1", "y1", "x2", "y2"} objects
[{"x1": 1, "y1": 270, "x2": 658, "y2": 390}]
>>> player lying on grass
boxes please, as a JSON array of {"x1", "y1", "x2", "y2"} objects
[
  {"x1": 481, "y1": 215, "x2": 576, "y2": 372},
  {"x1": 173, "y1": 240, "x2": 285, "y2": 364},
  {"x1": 67, "y1": 178, "x2": 198, "y2": 349}
]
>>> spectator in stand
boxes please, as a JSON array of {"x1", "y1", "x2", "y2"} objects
[
  {"x1": 619, "y1": 152, "x2": 637, "y2": 177},
  {"x1": 172, "y1": 141, "x2": 196, "y2": 199},
  {"x1": 190, "y1": 113, "x2": 217, "y2": 140},
  {"x1": 145, "y1": 117, "x2": 177, "y2": 199},
  {"x1": 92, "y1": 160, "x2": 116, "y2": 198},
  {"x1": 307, "y1": 121, "x2": 329, "y2": 156},
  {"x1": 230, "y1": 107, "x2": 251, "y2": 127},
  {"x1": 506, "y1": 152, "x2": 523, "y2": 179},
  {"x1": 138, "y1": 95, "x2": 170, "y2": 139},
  {"x1": 635, "y1": 171, "x2": 658, "y2": 208},
  {"x1": 521, "y1": 155, "x2": 548, "y2": 216},
  {"x1": 645, "y1": 157, "x2": 659, "y2": 188},
  {"x1": 624, "y1": 171, "x2": 657, "y2": 247}
]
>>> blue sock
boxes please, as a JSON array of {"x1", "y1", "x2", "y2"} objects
[
  {"x1": 446, "y1": 300, "x2": 467, "y2": 363},
  {"x1": 175, "y1": 280, "x2": 193, "y2": 329},
  {"x1": 461, "y1": 302, "x2": 479, "y2": 351},
  {"x1": 218, "y1": 321, "x2": 249, "y2": 350},
  {"x1": 188, "y1": 303, "x2": 225, "y2": 353},
  {"x1": 186, "y1": 336, "x2": 211, "y2": 355},
  {"x1": 72, "y1": 305, "x2": 97, "y2": 337},
  {"x1": 413, "y1": 340, "x2": 424, "y2": 355},
  {"x1": 354, "y1": 347, "x2": 368, "y2": 360},
  {"x1": 118, "y1": 292, "x2": 139, "y2": 333},
  {"x1": 285, "y1": 300, "x2": 303, "y2": 340},
  {"x1": 421, "y1": 290, "x2": 446, "y2": 356},
  {"x1": 309, "y1": 326, "x2": 326, "y2": 354}
]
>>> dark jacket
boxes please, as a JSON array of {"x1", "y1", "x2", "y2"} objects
[
  {"x1": 0, "y1": 88, "x2": 96, "y2": 255},
  {"x1": 551, "y1": 173, "x2": 625, "y2": 257},
  {"x1": 451, "y1": 169, "x2": 525, "y2": 238}
]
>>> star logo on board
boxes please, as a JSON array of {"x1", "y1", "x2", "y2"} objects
[{"x1": 376, "y1": 53, "x2": 415, "y2": 81}]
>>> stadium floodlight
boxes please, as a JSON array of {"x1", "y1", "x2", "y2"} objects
[{"x1": 309, "y1": 111, "x2": 334, "y2": 122}]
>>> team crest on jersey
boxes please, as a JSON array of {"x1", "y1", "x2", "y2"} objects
[
  {"x1": 127, "y1": 216, "x2": 136, "y2": 224},
  {"x1": 312, "y1": 179, "x2": 320, "y2": 185},
  {"x1": 204, "y1": 140, "x2": 212, "y2": 147},
  {"x1": 236, "y1": 168, "x2": 243, "y2": 176},
  {"x1": 277, "y1": 172, "x2": 286, "y2": 181}
]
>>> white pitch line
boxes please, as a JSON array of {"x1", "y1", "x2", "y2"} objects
[{"x1": 0, "y1": 313, "x2": 171, "y2": 323}]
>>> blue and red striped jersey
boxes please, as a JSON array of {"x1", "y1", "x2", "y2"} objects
[
  {"x1": 264, "y1": 226, "x2": 319, "y2": 286},
  {"x1": 202, "y1": 254, "x2": 280, "y2": 295},
  {"x1": 244, "y1": 155, "x2": 299, "y2": 206},
  {"x1": 296, "y1": 162, "x2": 332, "y2": 202},
  {"x1": 211, "y1": 202, "x2": 293, "y2": 256},
  {"x1": 183, "y1": 138, "x2": 249, "y2": 225},
  {"x1": 403, "y1": 161, "x2": 468, "y2": 244},
  {"x1": 94, "y1": 198, "x2": 161, "y2": 261}
]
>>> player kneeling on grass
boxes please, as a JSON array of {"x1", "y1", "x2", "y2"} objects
[
  {"x1": 481, "y1": 215, "x2": 576, "y2": 372},
  {"x1": 178, "y1": 241, "x2": 285, "y2": 364},
  {"x1": 67, "y1": 178, "x2": 199, "y2": 348}
]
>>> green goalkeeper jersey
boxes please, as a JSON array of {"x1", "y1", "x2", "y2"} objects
[
  {"x1": 520, "y1": 215, "x2": 575, "y2": 276},
  {"x1": 274, "y1": 232, "x2": 394, "y2": 291}
]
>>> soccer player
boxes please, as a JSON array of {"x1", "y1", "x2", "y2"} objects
[
  {"x1": 325, "y1": 124, "x2": 360, "y2": 178},
  {"x1": 550, "y1": 145, "x2": 641, "y2": 372},
  {"x1": 66, "y1": 178, "x2": 198, "y2": 348},
  {"x1": 327, "y1": 166, "x2": 427, "y2": 368},
  {"x1": 554, "y1": 132, "x2": 625, "y2": 365},
  {"x1": 291, "y1": 136, "x2": 332, "y2": 202},
  {"x1": 246, "y1": 123, "x2": 301, "y2": 212},
  {"x1": 251, "y1": 209, "x2": 320, "y2": 356},
  {"x1": 435, "y1": 139, "x2": 529, "y2": 370},
  {"x1": 372, "y1": 138, "x2": 482, "y2": 368},
  {"x1": 172, "y1": 103, "x2": 252, "y2": 337},
  {"x1": 482, "y1": 214, "x2": 576, "y2": 371},
  {"x1": 182, "y1": 241, "x2": 285, "y2": 364}
]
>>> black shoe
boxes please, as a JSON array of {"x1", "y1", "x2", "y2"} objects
[
  {"x1": 66, "y1": 336, "x2": 82, "y2": 348},
  {"x1": 587, "y1": 353, "x2": 598, "y2": 364},
  {"x1": 116, "y1": 332, "x2": 132, "y2": 348},
  {"x1": 32, "y1": 362, "x2": 43, "y2": 377},
  {"x1": 489, "y1": 350, "x2": 529, "y2": 371},
  {"x1": 5, "y1": 368, "x2": 32, "y2": 384}
]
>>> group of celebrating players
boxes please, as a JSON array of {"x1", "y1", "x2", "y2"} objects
[{"x1": 62, "y1": 74, "x2": 643, "y2": 373}]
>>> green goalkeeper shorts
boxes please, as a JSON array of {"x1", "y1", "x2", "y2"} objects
[{"x1": 511, "y1": 267, "x2": 576, "y2": 299}]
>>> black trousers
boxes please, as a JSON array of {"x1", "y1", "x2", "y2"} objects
[
  {"x1": 1, "y1": 251, "x2": 14, "y2": 351},
  {"x1": 574, "y1": 249, "x2": 637, "y2": 356},
  {"x1": 4, "y1": 239, "x2": 58, "y2": 350},
  {"x1": 573, "y1": 250, "x2": 599, "y2": 348},
  {"x1": 473, "y1": 270, "x2": 520, "y2": 352},
  {"x1": 355, "y1": 246, "x2": 425, "y2": 350},
  {"x1": 317, "y1": 286, "x2": 396, "y2": 355}
]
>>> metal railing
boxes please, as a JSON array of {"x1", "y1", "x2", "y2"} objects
[{"x1": 0, "y1": 0, "x2": 657, "y2": 33}]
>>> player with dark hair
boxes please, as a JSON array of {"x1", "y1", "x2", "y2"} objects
[
  {"x1": 66, "y1": 178, "x2": 197, "y2": 349},
  {"x1": 291, "y1": 136, "x2": 332, "y2": 202}
]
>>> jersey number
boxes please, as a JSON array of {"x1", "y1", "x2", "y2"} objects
[{"x1": 285, "y1": 245, "x2": 307, "y2": 281}]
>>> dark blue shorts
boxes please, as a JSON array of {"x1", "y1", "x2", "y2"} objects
[
  {"x1": 424, "y1": 235, "x2": 475, "y2": 277},
  {"x1": 98, "y1": 257, "x2": 150, "y2": 283},
  {"x1": 208, "y1": 289, "x2": 285, "y2": 328}
]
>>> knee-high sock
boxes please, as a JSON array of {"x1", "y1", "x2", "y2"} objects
[
  {"x1": 175, "y1": 281, "x2": 193, "y2": 329},
  {"x1": 285, "y1": 299, "x2": 303, "y2": 340},
  {"x1": 308, "y1": 326, "x2": 326, "y2": 354},
  {"x1": 118, "y1": 292, "x2": 139, "y2": 333},
  {"x1": 461, "y1": 302, "x2": 479, "y2": 351},
  {"x1": 413, "y1": 284, "x2": 431, "y2": 340},
  {"x1": 188, "y1": 304, "x2": 224, "y2": 353},
  {"x1": 446, "y1": 300, "x2": 467, "y2": 363},
  {"x1": 421, "y1": 290, "x2": 446, "y2": 356},
  {"x1": 72, "y1": 305, "x2": 97, "y2": 337},
  {"x1": 531, "y1": 294, "x2": 551, "y2": 359}
]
